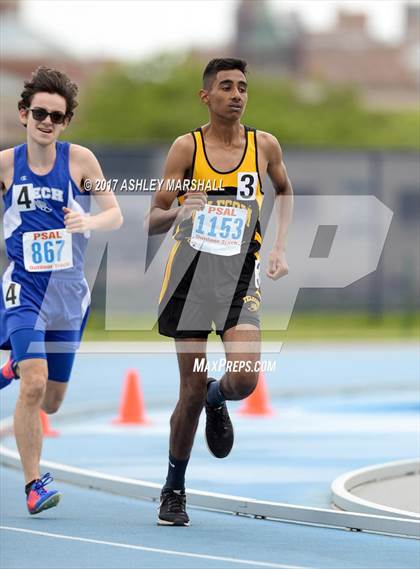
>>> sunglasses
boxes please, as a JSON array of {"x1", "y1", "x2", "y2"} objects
[{"x1": 27, "y1": 107, "x2": 67, "y2": 125}]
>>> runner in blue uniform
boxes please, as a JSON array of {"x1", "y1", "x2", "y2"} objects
[{"x1": 0, "y1": 67, "x2": 123, "y2": 514}]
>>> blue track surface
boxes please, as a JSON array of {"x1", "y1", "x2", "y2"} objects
[
  {"x1": 2, "y1": 467, "x2": 420, "y2": 569},
  {"x1": 1, "y1": 343, "x2": 419, "y2": 568}
]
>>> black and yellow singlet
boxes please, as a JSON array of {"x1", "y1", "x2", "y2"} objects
[{"x1": 174, "y1": 125, "x2": 263, "y2": 254}]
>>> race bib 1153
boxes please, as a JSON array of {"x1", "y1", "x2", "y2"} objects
[{"x1": 190, "y1": 204, "x2": 247, "y2": 256}]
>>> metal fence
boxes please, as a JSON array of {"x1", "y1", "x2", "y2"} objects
[{"x1": 1, "y1": 147, "x2": 419, "y2": 317}]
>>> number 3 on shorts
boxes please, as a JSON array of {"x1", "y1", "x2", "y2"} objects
[
  {"x1": 237, "y1": 172, "x2": 257, "y2": 201},
  {"x1": 2, "y1": 281, "x2": 21, "y2": 309}
]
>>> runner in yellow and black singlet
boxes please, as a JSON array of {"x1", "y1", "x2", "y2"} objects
[
  {"x1": 146, "y1": 58, "x2": 293, "y2": 527},
  {"x1": 158, "y1": 124, "x2": 263, "y2": 338}
]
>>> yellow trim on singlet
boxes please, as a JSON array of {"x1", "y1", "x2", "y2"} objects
[
  {"x1": 174, "y1": 127, "x2": 264, "y2": 249},
  {"x1": 159, "y1": 240, "x2": 181, "y2": 303},
  {"x1": 190, "y1": 127, "x2": 263, "y2": 209}
]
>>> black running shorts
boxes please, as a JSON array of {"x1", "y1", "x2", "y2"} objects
[{"x1": 158, "y1": 241, "x2": 261, "y2": 339}]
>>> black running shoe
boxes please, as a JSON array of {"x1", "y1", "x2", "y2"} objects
[
  {"x1": 157, "y1": 489, "x2": 190, "y2": 526},
  {"x1": 205, "y1": 401, "x2": 234, "y2": 459}
]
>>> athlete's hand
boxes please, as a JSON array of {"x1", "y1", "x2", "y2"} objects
[
  {"x1": 266, "y1": 248, "x2": 289, "y2": 280},
  {"x1": 177, "y1": 191, "x2": 207, "y2": 222},
  {"x1": 63, "y1": 207, "x2": 91, "y2": 233}
]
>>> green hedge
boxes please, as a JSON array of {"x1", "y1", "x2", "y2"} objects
[{"x1": 70, "y1": 57, "x2": 420, "y2": 149}]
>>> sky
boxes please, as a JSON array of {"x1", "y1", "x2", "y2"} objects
[{"x1": 21, "y1": 0, "x2": 415, "y2": 61}]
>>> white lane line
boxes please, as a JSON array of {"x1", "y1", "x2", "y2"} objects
[{"x1": 0, "y1": 526, "x2": 307, "y2": 569}]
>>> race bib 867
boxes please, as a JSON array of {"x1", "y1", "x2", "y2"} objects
[{"x1": 22, "y1": 229, "x2": 73, "y2": 272}]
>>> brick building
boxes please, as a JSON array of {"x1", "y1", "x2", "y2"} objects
[{"x1": 231, "y1": 1, "x2": 420, "y2": 109}]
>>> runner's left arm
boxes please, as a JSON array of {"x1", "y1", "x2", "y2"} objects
[
  {"x1": 261, "y1": 133, "x2": 293, "y2": 280},
  {"x1": 64, "y1": 146, "x2": 123, "y2": 233}
]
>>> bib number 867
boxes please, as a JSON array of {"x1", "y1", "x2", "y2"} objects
[{"x1": 31, "y1": 240, "x2": 65, "y2": 265}]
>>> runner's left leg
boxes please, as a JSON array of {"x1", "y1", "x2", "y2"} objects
[
  {"x1": 42, "y1": 380, "x2": 68, "y2": 414},
  {"x1": 204, "y1": 324, "x2": 260, "y2": 459},
  {"x1": 220, "y1": 324, "x2": 261, "y2": 400}
]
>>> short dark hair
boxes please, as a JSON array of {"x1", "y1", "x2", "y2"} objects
[
  {"x1": 18, "y1": 66, "x2": 78, "y2": 119},
  {"x1": 203, "y1": 58, "x2": 248, "y2": 89}
]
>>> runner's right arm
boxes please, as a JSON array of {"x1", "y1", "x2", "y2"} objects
[
  {"x1": 146, "y1": 134, "x2": 206, "y2": 235},
  {"x1": 0, "y1": 149, "x2": 15, "y2": 194}
]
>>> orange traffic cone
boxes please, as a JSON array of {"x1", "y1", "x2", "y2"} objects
[
  {"x1": 40, "y1": 410, "x2": 60, "y2": 437},
  {"x1": 112, "y1": 369, "x2": 150, "y2": 425},
  {"x1": 238, "y1": 371, "x2": 274, "y2": 417}
]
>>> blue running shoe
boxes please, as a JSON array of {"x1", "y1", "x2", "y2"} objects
[
  {"x1": 0, "y1": 358, "x2": 19, "y2": 390},
  {"x1": 26, "y1": 473, "x2": 62, "y2": 515}
]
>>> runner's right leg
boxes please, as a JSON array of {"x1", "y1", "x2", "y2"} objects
[
  {"x1": 158, "y1": 338, "x2": 207, "y2": 526},
  {"x1": 170, "y1": 339, "x2": 208, "y2": 460},
  {"x1": 14, "y1": 357, "x2": 48, "y2": 485},
  {"x1": 10, "y1": 329, "x2": 62, "y2": 514}
]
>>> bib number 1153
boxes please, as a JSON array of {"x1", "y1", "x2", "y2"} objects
[
  {"x1": 194, "y1": 214, "x2": 244, "y2": 240},
  {"x1": 190, "y1": 205, "x2": 247, "y2": 256}
]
